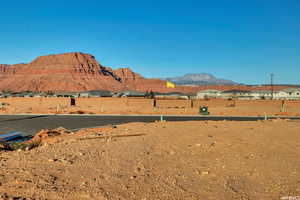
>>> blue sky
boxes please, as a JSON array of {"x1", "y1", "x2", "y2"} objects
[{"x1": 0, "y1": 0, "x2": 300, "y2": 84}]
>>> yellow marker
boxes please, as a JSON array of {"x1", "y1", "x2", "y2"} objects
[{"x1": 166, "y1": 81, "x2": 175, "y2": 88}]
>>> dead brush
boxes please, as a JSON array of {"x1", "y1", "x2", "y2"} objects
[
  {"x1": 0, "y1": 140, "x2": 41, "y2": 151},
  {"x1": 69, "y1": 110, "x2": 86, "y2": 114}
]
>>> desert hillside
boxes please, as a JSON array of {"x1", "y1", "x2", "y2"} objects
[{"x1": 0, "y1": 52, "x2": 290, "y2": 93}]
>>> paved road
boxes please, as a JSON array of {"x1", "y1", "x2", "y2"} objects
[{"x1": 1, "y1": 114, "x2": 300, "y2": 136}]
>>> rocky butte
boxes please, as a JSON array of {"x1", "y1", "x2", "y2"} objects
[
  {"x1": 0, "y1": 52, "x2": 166, "y2": 92},
  {"x1": 0, "y1": 52, "x2": 286, "y2": 93}
]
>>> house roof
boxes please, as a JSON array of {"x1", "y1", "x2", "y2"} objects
[
  {"x1": 87, "y1": 90, "x2": 112, "y2": 95},
  {"x1": 251, "y1": 90, "x2": 272, "y2": 93},
  {"x1": 222, "y1": 89, "x2": 250, "y2": 94},
  {"x1": 55, "y1": 92, "x2": 78, "y2": 96},
  {"x1": 119, "y1": 90, "x2": 146, "y2": 96},
  {"x1": 282, "y1": 88, "x2": 300, "y2": 92},
  {"x1": 197, "y1": 89, "x2": 221, "y2": 93}
]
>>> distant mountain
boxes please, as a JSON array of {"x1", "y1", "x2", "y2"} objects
[{"x1": 163, "y1": 73, "x2": 238, "y2": 85}]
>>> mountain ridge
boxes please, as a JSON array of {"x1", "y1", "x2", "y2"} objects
[
  {"x1": 163, "y1": 73, "x2": 238, "y2": 85},
  {"x1": 0, "y1": 52, "x2": 168, "y2": 92},
  {"x1": 0, "y1": 52, "x2": 291, "y2": 93}
]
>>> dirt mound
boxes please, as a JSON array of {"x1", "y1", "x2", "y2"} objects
[{"x1": 30, "y1": 127, "x2": 74, "y2": 144}]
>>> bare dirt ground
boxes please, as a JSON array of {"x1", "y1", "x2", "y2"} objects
[{"x1": 1, "y1": 120, "x2": 300, "y2": 200}]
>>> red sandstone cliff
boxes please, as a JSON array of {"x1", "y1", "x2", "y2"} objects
[
  {"x1": 0, "y1": 52, "x2": 289, "y2": 93},
  {"x1": 0, "y1": 52, "x2": 170, "y2": 92}
]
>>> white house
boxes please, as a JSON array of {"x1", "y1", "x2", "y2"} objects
[
  {"x1": 250, "y1": 90, "x2": 273, "y2": 99},
  {"x1": 197, "y1": 89, "x2": 221, "y2": 99},
  {"x1": 220, "y1": 89, "x2": 252, "y2": 99},
  {"x1": 197, "y1": 88, "x2": 300, "y2": 100},
  {"x1": 278, "y1": 88, "x2": 300, "y2": 100}
]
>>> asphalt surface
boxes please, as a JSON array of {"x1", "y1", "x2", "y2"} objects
[{"x1": 1, "y1": 114, "x2": 300, "y2": 136}]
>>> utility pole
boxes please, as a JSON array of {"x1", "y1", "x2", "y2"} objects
[{"x1": 271, "y1": 73, "x2": 274, "y2": 99}]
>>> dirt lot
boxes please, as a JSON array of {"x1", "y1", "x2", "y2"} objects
[
  {"x1": 1, "y1": 97, "x2": 300, "y2": 116},
  {"x1": 0, "y1": 120, "x2": 300, "y2": 200}
]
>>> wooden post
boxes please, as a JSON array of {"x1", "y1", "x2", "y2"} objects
[
  {"x1": 264, "y1": 112, "x2": 267, "y2": 121},
  {"x1": 280, "y1": 100, "x2": 285, "y2": 112}
]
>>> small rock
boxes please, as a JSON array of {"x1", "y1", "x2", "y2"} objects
[
  {"x1": 201, "y1": 171, "x2": 209, "y2": 175},
  {"x1": 81, "y1": 182, "x2": 88, "y2": 186},
  {"x1": 59, "y1": 158, "x2": 73, "y2": 164}
]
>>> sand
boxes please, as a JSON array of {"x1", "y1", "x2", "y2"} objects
[{"x1": 0, "y1": 120, "x2": 300, "y2": 199}]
